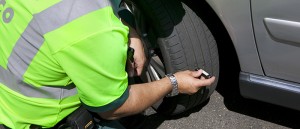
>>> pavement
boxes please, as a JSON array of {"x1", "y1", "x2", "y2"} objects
[{"x1": 137, "y1": 75, "x2": 300, "y2": 129}]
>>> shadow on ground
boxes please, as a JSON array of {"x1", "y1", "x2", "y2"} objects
[
  {"x1": 136, "y1": 100, "x2": 209, "y2": 129},
  {"x1": 216, "y1": 68, "x2": 300, "y2": 129}
]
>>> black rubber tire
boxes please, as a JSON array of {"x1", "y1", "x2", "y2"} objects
[{"x1": 133, "y1": 0, "x2": 219, "y2": 115}]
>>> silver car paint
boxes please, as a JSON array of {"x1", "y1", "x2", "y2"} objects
[
  {"x1": 203, "y1": 0, "x2": 300, "y2": 110},
  {"x1": 264, "y1": 18, "x2": 300, "y2": 45},
  {"x1": 206, "y1": 0, "x2": 300, "y2": 84},
  {"x1": 252, "y1": 0, "x2": 300, "y2": 83},
  {"x1": 205, "y1": 0, "x2": 264, "y2": 75}
]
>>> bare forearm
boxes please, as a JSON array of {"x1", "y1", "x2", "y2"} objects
[
  {"x1": 98, "y1": 70, "x2": 216, "y2": 120},
  {"x1": 99, "y1": 77, "x2": 172, "y2": 120}
]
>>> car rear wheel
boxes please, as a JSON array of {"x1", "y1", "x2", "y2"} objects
[{"x1": 123, "y1": 0, "x2": 219, "y2": 115}]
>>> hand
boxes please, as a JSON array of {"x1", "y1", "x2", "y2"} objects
[
  {"x1": 174, "y1": 69, "x2": 216, "y2": 95},
  {"x1": 125, "y1": 22, "x2": 146, "y2": 77}
]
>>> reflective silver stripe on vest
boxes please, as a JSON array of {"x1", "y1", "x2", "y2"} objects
[
  {"x1": 2, "y1": 0, "x2": 113, "y2": 99},
  {"x1": 8, "y1": 0, "x2": 111, "y2": 78},
  {"x1": 0, "y1": 67, "x2": 77, "y2": 99}
]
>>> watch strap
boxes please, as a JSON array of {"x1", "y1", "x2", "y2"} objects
[{"x1": 165, "y1": 73, "x2": 179, "y2": 97}]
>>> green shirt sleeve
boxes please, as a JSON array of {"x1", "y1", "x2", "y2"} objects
[{"x1": 50, "y1": 7, "x2": 129, "y2": 112}]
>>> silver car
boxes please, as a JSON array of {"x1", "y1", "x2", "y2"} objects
[{"x1": 120, "y1": 0, "x2": 300, "y2": 115}]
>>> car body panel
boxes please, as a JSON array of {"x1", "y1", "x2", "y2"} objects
[
  {"x1": 205, "y1": 0, "x2": 264, "y2": 75},
  {"x1": 203, "y1": 0, "x2": 300, "y2": 110},
  {"x1": 240, "y1": 72, "x2": 300, "y2": 111},
  {"x1": 252, "y1": 0, "x2": 300, "y2": 83}
]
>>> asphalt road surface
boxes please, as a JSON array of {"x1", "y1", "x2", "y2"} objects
[
  {"x1": 136, "y1": 84, "x2": 300, "y2": 129},
  {"x1": 134, "y1": 70, "x2": 300, "y2": 129}
]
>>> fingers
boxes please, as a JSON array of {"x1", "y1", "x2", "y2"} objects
[
  {"x1": 132, "y1": 53, "x2": 146, "y2": 76},
  {"x1": 196, "y1": 76, "x2": 215, "y2": 87},
  {"x1": 169, "y1": 69, "x2": 216, "y2": 95},
  {"x1": 128, "y1": 33, "x2": 146, "y2": 76},
  {"x1": 126, "y1": 61, "x2": 135, "y2": 77},
  {"x1": 127, "y1": 58, "x2": 145, "y2": 76},
  {"x1": 192, "y1": 69, "x2": 203, "y2": 78},
  {"x1": 189, "y1": 69, "x2": 216, "y2": 87},
  {"x1": 135, "y1": 61, "x2": 144, "y2": 76}
]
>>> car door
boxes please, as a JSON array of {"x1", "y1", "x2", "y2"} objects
[{"x1": 251, "y1": 0, "x2": 300, "y2": 83}]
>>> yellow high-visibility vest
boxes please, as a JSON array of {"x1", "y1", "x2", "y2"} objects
[{"x1": 0, "y1": 0, "x2": 129, "y2": 128}]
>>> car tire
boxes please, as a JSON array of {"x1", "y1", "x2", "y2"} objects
[{"x1": 131, "y1": 0, "x2": 219, "y2": 115}]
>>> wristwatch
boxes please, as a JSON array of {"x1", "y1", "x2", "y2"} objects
[{"x1": 165, "y1": 73, "x2": 179, "y2": 97}]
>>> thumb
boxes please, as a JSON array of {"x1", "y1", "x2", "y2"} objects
[
  {"x1": 136, "y1": 65, "x2": 143, "y2": 76},
  {"x1": 192, "y1": 69, "x2": 203, "y2": 78}
]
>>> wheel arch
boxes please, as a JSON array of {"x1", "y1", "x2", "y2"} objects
[
  {"x1": 183, "y1": 0, "x2": 240, "y2": 77},
  {"x1": 184, "y1": 0, "x2": 264, "y2": 75}
]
